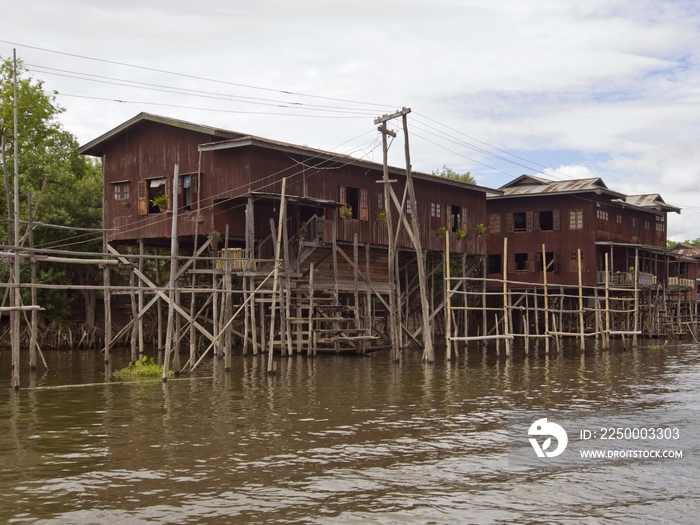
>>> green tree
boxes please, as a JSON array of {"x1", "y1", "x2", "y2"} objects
[
  {"x1": 1, "y1": 55, "x2": 103, "y2": 330},
  {"x1": 432, "y1": 165, "x2": 476, "y2": 185}
]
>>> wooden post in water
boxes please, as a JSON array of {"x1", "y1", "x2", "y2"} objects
[
  {"x1": 162, "y1": 164, "x2": 179, "y2": 381},
  {"x1": 578, "y1": 248, "x2": 585, "y2": 350},
  {"x1": 11, "y1": 50, "x2": 21, "y2": 389},
  {"x1": 139, "y1": 240, "x2": 145, "y2": 359},
  {"x1": 267, "y1": 178, "x2": 287, "y2": 374},
  {"x1": 603, "y1": 252, "x2": 610, "y2": 348},
  {"x1": 27, "y1": 192, "x2": 37, "y2": 369},
  {"x1": 482, "y1": 255, "x2": 488, "y2": 349},
  {"x1": 128, "y1": 247, "x2": 138, "y2": 362},
  {"x1": 365, "y1": 244, "x2": 372, "y2": 355},
  {"x1": 502, "y1": 238, "x2": 511, "y2": 356},
  {"x1": 377, "y1": 120, "x2": 399, "y2": 361},
  {"x1": 445, "y1": 230, "x2": 452, "y2": 359},
  {"x1": 633, "y1": 248, "x2": 639, "y2": 347}
]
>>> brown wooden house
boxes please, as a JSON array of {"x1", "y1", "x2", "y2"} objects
[
  {"x1": 79, "y1": 112, "x2": 493, "y2": 298},
  {"x1": 485, "y1": 175, "x2": 682, "y2": 289}
]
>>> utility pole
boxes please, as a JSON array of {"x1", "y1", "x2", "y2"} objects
[
  {"x1": 374, "y1": 108, "x2": 434, "y2": 362},
  {"x1": 376, "y1": 120, "x2": 400, "y2": 361}
]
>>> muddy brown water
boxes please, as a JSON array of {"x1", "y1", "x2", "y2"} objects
[{"x1": 1, "y1": 341, "x2": 698, "y2": 524}]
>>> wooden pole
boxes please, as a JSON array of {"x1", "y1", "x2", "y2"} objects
[
  {"x1": 27, "y1": 192, "x2": 37, "y2": 369},
  {"x1": 578, "y1": 248, "x2": 585, "y2": 350},
  {"x1": 400, "y1": 112, "x2": 434, "y2": 362},
  {"x1": 267, "y1": 178, "x2": 287, "y2": 374},
  {"x1": 139, "y1": 239, "x2": 145, "y2": 360},
  {"x1": 129, "y1": 247, "x2": 138, "y2": 362},
  {"x1": 11, "y1": 50, "x2": 20, "y2": 389},
  {"x1": 633, "y1": 247, "x2": 639, "y2": 347},
  {"x1": 162, "y1": 164, "x2": 179, "y2": 381},
  {"x1": 482, "y1": 255, "x2": 488, "y2": 348},
  {"x1": 365, "y1": 243, "x2": 372, "y2": 355},
  {"x1": 604, "y1": 252, "x2": 610, "y2": 349},
  {"x1": 377, "y1": 121, "x2": 399, "y2": 361},
  {"x1": 445, "y1": 230, "x2": 452, "y2": 359},
  {"x1": 502, "y1": 237, "x2": 510, "y2": 356},
  {"x1": 308, "y1": 262, "x2": 315, "y2": 356}
]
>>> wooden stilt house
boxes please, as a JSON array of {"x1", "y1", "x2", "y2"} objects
[{"x1": 79, "y1": 113, "x2": 494, "y2": 355}]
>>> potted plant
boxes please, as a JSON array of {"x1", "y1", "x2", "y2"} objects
[
  {"x1": 376, "y1": 210, "x2": 387, "y2": 223},
  {"x1": 436, "y1": 225, "x2": 448, "y2": 236},
  {"x1": 455, "y1": 228, "x2": 466, "y2": 240},
  {"x1": 208, "y1": 230, "x2": 222, "y2": 250},
  {"x1": 473, "y1": 223, "x2": 487, "y2": 236},
  {"x1": 341, "y1": 206, "x2": 353, "y2": 219},
  {"x1": 150, "y1": 194, "x2": 169, "y2": 212},
  {"x1": 122, "y1": 202, "x2": 131, "y2": 209},
  {"x1": 298, "y1": 222, "x2": 308, "y2": 241}
]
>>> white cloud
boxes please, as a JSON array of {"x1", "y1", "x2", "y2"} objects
[{"x1": 3, "y1": 0, "x2": 700, "y2": 240}]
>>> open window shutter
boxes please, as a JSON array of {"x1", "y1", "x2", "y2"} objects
[
  {"x1": 461, "y1": 206, "x2": 468, "y2": 232},
  {"x1": 528, "y1": 253, "x2": 535, "y2": 273},
  {"x1": 553, "y1": 252, "x2": 558, "y2": 273},
  {"x1": 190, "y1": 174, "x2": 198, "y2": 208},
  {"x1": 360, "y1": 188, "x2": 368, "y2": 221},
  {"x1": 340, "y1": 185, "x2": 347, "y2": 214},
  {"x1": 534, "y1": 211, "x2": 540, "y2": 231},
  {"x1": 507, "y1": 254, "x2": 515, "y2": 274},
  {"x1": 553, "y1": 209, "x2": 560, "y2": 230},
  {"x1": 526, "y1": 211, "x2": 533, "y2": 232},
  {"x1": 506, "y1": 213, "x2": 514, "y2": 233},
  {"x1": 165, "y1": 178, "x2": 173, "y2": 211},
  {"x1": 137, "y1": 181, "x2": 148, "y2": 215}
]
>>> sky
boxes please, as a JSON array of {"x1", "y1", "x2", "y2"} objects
[{"x1": 2, "y1": 0, "x2": 700, "y2": 241}]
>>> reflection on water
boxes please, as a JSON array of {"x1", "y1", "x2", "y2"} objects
[{"x1": 1, "y1": 341, "x2": 699, "y2": 524}]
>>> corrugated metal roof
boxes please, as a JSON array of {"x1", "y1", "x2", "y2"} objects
[
  {"x1": 198, "y1": 136, "x2": 501, "y2": 194},
  {"x1": 78, "y1": 112, "x2": 244, "y2": 156},
  {"x1": 626, "y1": 194, "x2": 681, "y2": 213},
  {"x1": 498, "y1": 177, "x2": 625, "y2": 198}
]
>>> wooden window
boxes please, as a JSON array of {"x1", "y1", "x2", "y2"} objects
[
  {"x1": 340, "y1": 185, "x2": 347, "y2": 214},
  {"x1": 507, "y1": 253, "x2": 515, "y2": 274},
  {"x1": 656, "y1": 223, "x2": 665, "y2": 232},
  {"x1": 526, "y1": 211, "x2": 533, "y2": 232},
  {"x1": 488, "y1": 254, "x2": 502, "y2": 274},
  {"x1": 359, "y1": 188, "x2": 368, "y2": 221},
  {"x1": 538, "y1": 210, "x2": 554, "y2": 231},
  {"x1": 377, "y1": 193, "x2": 383, "y2": 211},
  {"x1": 406, "y1": 200, "x2": 412, "y2": 215},
  {"x1": 645, "y1": 221, "x2": 650, "y2": 230},
  {"x1": 597, "y1": 209, "x2": 609, "y2": 221},
  {"x1": 506, "y1": 213, "x2": 514, "y2": 233},
  {"x1": 513, "y1": 212, "x2": 527, "y2": 232},
  {"x1": 553, "y1": 209, "x2": 560, "y2": 230},
  {"x1": 631, "y1": 217, "x2": 639, "y2": 236},
  {"x1": 528, "y1": 252, "x2": 535, "y2": 273},
  {"x1": 616, "y1": 214, "x2": 622, "y2": 224},
  {"x1": 489, "y1": 214, "x2": 501, "y2": 233},
  {"x1": 462, "y1": 206, "x2": 468, "y2": 232},
  {"x1": 137, "y1": 181, "x2": 148, "y2": 215},
  {"x1": 431, "y1": 203, "x2": 442, "y2": 219},
  {"x1": 569, "y1": 209, "x2": 583, "y2": 229},
  {"x1": 514, "y1": 253, "x2": 528, "y2": 272},
  {"x1": 537, "y1": 252, "x2": 556, "y2": 273},
  {"x1": 112, "y1": 182, "x2": 130, "y2": 201},
  {"x1": 570, "y1": 251, "x2": 584, "y2": 272}
]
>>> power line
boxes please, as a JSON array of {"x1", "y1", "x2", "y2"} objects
[{"x1": 1, "y1": 39, "x2": 395, "y2": 108}]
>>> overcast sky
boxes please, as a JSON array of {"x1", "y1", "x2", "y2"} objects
[{"x1": 2, "y1": 0, "x2": 700, "y2": 240}]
